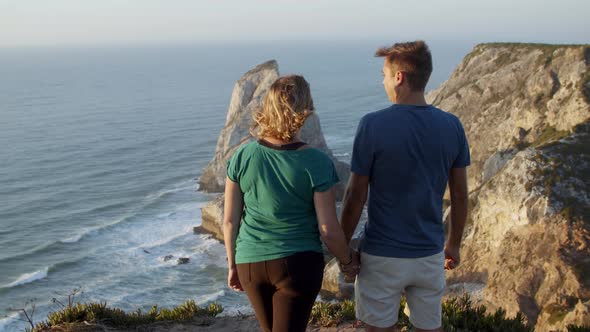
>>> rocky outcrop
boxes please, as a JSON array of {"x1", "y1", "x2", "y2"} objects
[
  {"x1": 197, "y1": 60, "x2": 351, "y2": 246},
  {"x1": 430, "y1": 43, "x2": 590, "y2": 331},
  {"x1": 198, "y1": 60, "x2": 350, "y2": 195},
  {"x1": 427, "y1": 43, "x2": 589, "y2": 190},
  {"x1": 320, "y1": 258, "x2": 355, "y2": 300},
  {"x1": 199, "y1": 195, "x2": 224, "y2": 241},
  {"x1": 198, "y1": 60, "x2": 280, "y2": 193}
]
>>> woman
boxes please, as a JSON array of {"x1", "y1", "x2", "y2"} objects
[{"x1": 223, "y1": 75, "x2": 354, "y2": 332}]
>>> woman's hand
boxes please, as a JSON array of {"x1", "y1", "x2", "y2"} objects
[
  {"x1": 228, "y1": 267, "x2": 243, "y2": 291},
  {"x1": 340, "y1": 249, "x2": 361, "y2": 283}
]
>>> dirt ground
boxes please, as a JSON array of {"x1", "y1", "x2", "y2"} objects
[{"x1": 63, "y1": 316, "x2": 366, "y2": 332}]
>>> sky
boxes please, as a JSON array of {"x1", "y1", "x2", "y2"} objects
[{"x1": 1, "y1": 0, "x2": 589, "y2": 47}]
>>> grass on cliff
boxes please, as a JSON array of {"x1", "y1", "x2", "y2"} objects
[
  {"x1": 309, "y1": 294, "x2": 533, "y2": 331},
  {"x1": 26, "y1": 300, "x2": 223, "y2": 331},
  {"x1": 21, "y1": 293, "x2": 590, "y2": 331}
]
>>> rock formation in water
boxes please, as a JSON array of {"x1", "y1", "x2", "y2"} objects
[
  {"x1": 427, "y1": 43, "x2": 590, "y2": 331},
  {"x1": 198, "y1": 60, "x2": 349, "y2": 194},
  {"x1": 197, "y1": 60, "x2": 351, "y2": 253}
]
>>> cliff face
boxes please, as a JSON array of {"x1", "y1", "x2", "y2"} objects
[{"x1": 428, "y1": 43, "x2": 590, "y2": 331}]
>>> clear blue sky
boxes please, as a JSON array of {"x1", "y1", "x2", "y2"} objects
[{"x1": 1, "y1": 0, "x2": 588, "y2": 47}]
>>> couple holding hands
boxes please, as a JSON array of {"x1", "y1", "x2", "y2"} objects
[{"x1": 223, "y1": 40, "x2": 470, "y2": 332}]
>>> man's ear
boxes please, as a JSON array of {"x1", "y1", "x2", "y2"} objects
[{"x1": 395, "y1": 71, "x2": 404, "y2": 86}]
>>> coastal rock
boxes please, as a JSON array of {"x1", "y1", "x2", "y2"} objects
[
  {"x1": 320, "y1": 258, "x2": 355, "y2": 300},
  {"x1": 427, "y1": 43, "x2": 589, "y2": 190},
  {"x1": 163, "y1": 255, "x2": 174, "y2": 262},
  {"x1": 197, "y1": 60, "x2": 351, "y2": 243},
  {"x1": 199, "y1": 195, "x2": 225, "y2": 241},
  {"x1": 198, "y1": 60, "x2": 280, "y2": 193},
  {"x1": 429, "y1": 43, "x2": 590, "y2": 331},
  {"x1": 177, "y1": 257, "x2": 190, "y2": 265},
  {"x1": 198, "y1": 60, "x2": 350, "y2": 197}
]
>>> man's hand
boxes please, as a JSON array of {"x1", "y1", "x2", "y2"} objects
[
  {"x1": 228, "y1": 267, "x2": 243, "y2": 291},
  {"x1": 340, "y1": 250, "x2": 361, "y2": 283},
  {"x1": 444, "y1": 244, "x2": 460, "y2": 270}
]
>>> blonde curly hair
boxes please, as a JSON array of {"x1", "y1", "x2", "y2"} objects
[{"x1": 251, "y1": 75, "x2": 314, "y2": 141}]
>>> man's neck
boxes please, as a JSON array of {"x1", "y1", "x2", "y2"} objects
[{"x1": 394, "y1": 91, "x2": 428, "y2": 106}]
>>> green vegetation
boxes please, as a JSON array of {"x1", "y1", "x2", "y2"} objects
[
  {"x1": 309, "y1": 300, "x2": 356, "y2": 326},
  {"x1": 568, "y1": 324, "x2": 590, "y2": 332},
  {"x1": 530, "y1": 126, "x2": 570, "y2": 149},
  {"x1": 28, "y1": 300, "x2": 223, "y2": 331},
  {"x1": 535, "y1": 123, "x2": 590, "y2": 223},
  {"x1": 440, "y1": 294, "x2": 532, "y2": 332},
  {"x1": 21, "y1": 292, "x2": 590, "y2": 331},
  {"x1": 494, "y1": 52, "x2": 518, "y2": 68},
  {"x1": 312, "y1": 294, "x2": 534, "y2": 331},
  {"x1": 546, "y1": 303, "x2": 571, "y2": 325},
  {"x1": 479, "y1": 43, "x2": 589, "y2": 49}
]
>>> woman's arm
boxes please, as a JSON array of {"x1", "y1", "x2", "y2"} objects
[
  {"x1": 314, "y1": 187, "x2": 352, "y2": 264},
  {"x1": 223, "y1": 177, "x2": 244, "y2": 291}
]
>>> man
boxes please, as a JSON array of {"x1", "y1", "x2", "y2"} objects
[{"x1": 340, "y1": 41, "x2": 470, "y2": 332}]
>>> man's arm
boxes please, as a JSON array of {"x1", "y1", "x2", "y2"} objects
[
  {"x1": 340, "y1": 172, "x2": 370, "y2": 244},
  {"x1": 445, "y1": 167, "x2": 468, "y2": 270}
]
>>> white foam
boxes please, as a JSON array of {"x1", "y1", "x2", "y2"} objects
[
  {"x1": 4, "y1": 267, "x2": 48, "y2": 288},
  {"x1": 140, "y1": 226, "x2": 194, "y2": 249},
  {"x1": 333, "y1": 152, "x2": 350, "y2": 157},
  {"x1": 196, "y1": 290, "x2": 225, "y2": 305},
  {"x1": 191, "y1": 236, "x2": 227, "y2": 268},
  {"x1": 145, "y1": 179, "x2": 194, "y2": 201},
  {"x1": 60, "y1": 232, "x2": 85, "y2": 244},
  {"x1": 0, "y1": 312, "x2": 21, "y2": 332}
]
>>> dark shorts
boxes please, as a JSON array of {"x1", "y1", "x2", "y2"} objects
[{"x1": 237, "y1": 251, "x2": 325, "y2": 332}]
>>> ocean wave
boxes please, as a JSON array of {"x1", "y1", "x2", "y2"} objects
[
  {"x1": 333, "y1": 152, "x2": 350, "y2": 157},
  {"x1": 0, "y1": 312, "x2": 21, "y2": 332},
  {"x1": 138, "y1": 226, "x2": 194, "y2": 250},
  {"x1": 4, "y1": 199, "x2": 204, "y2": 265},
  {"x1": 60, "y1": 233, "x2": 85, "y2": 244},
  {"x1": 57, "y1": 216, "x2": 128, "y2": 245},
  {"x1": 145, "y1": 179, "x2": 194, "y2": 202},
  {"x1": 196, "y1": 290, "x2": 226, "y2": 305},
  {"x1": 2, "y1": 267, "x2": 49, "y2": 289}
]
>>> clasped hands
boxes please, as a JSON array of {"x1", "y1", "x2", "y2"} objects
[{"x1": 339, "y1": 249, "x2": 361, "y2": 283}]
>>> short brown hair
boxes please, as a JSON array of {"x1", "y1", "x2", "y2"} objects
[
  {"x1": 251, "y1": 75, "x2": 314, "y2": 141},
  {"x1": 375, "y1": 40, "x2": 432, "y2": 92}
]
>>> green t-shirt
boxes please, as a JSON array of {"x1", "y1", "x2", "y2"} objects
[{"x1": 227, "y1": 141, "x2": 340, "y2": 264}]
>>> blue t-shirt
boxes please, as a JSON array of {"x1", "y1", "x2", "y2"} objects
[{"x1": 351, "y1": 104, "x2": 470, "y2": 258}]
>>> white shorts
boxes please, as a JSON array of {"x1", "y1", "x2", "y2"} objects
[{"x1": 355, "y1": 251, "x2": 445, "y2": 330}]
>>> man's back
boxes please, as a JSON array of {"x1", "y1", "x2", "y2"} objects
[{"x1": 351, "y1": 104, "x2": 470, "y2": 258}]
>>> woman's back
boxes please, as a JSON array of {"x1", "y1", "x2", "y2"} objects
[{"x1": 227, "y1": 140, "x2": 339, "y2": 264}]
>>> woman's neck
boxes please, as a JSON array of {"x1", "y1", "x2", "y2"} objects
[{"x1": 262, "y1": 136, "x2": 299, "y2": 146}]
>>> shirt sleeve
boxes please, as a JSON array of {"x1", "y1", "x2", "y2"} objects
[
  {"x1": 226, "y1": 149, "x2": 240, "y2": 183},
  {"x1": 312, "y1": 157, "x2": 340, "y2": 192},
  {"x1": 452, "y1": 120, "x2": 471, "y2": 168},
  {"x1": 350, "y1": 116, "x2": 374, "y2": 176}
]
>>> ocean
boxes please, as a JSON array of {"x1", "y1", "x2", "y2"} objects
[{"x1": 0, "y1": 41, "x2": 474, "y2": 331}]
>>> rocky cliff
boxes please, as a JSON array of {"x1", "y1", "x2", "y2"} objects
[{"x1": 428, "y1": 43, "x2": 590, "y2": 331}]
